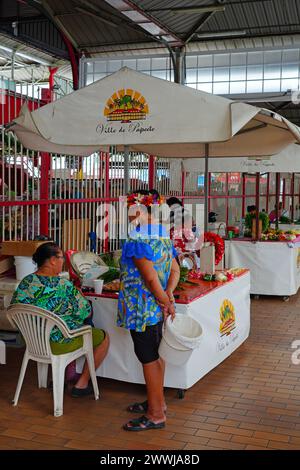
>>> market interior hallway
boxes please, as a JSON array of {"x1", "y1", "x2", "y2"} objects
[{"x1": 0, "y1": 294, "x2": 300, "y2": 450}]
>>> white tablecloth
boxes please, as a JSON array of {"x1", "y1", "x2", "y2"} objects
[
  {"x1": 85, "y1": 272, "x2": 250, "y2": 390},
  {"x1": 225, "y1": 240, "x2": 300, "y2": 296}
]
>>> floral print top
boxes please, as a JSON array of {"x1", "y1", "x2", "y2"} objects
[
  {"x1": 117, "y1": 224, "x2": 177, "y2": 332},
  {"x1": 11, "y1": 274, "x2": 91, "y2": 343}
]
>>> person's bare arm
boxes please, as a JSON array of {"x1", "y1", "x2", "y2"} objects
[
  {"x1": 166, "y1": 258, "x2": 180, "y2": 302},
  {"x1": 133, "y1": 257, "x2": 170, "y2": 307}
]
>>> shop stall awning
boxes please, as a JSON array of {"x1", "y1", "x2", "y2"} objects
[
  {"x1": 182, "y1": 144, "x2": 300, "y2": 173},
  {"x1": 8, "y1": 67, "x2": 300, "y2": 158}
]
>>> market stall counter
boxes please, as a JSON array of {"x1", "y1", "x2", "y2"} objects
[
  {"x1": 225, "y1": 239, "x2": 300, "y2": 297},
  {"x1": 83, "y1": 269, "x2": 250, "y2": 394}
]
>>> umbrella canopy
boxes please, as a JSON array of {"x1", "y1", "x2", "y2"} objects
[
  {"x1": 9, "y1": 67, "x2": 300, "y2": 158},
  {"x1": 182, "y1": 144, "x2": 300, "y2": 173}
]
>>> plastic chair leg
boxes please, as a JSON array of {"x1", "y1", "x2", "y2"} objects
[
  {"x1": 13, "y1": 351, "x2": 29, "y2": 406},
  {"x1": 0, "y1": 340, "x2": 6, "y2": 364},
  {"x1": 52, "y1": 360, "x2": 66, "y2": 417},
  {"x1": 85, "y1": 352, "x2": 99, "y2": 400},
  {"x1": 37, "y1": 363, "x2": 49, "y2": 388}
]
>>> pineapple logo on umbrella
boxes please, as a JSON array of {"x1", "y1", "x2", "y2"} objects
[
  {"x1": 219, "y1": 299, "x2": 236, "y2": 337},
  {"x1": 104, "y1": 89, "x2": 149, "y2": 123}
]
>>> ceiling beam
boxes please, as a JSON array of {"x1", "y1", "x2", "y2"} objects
[
  {"x1": 74, "y1": 6, "x2": 120, "y2": 28},
  {"x1": 145, "y1": 5, "x2": 225, "y2": 14},
  {"x1": 104, "y1": 0, "x2": 184, "y2": 46},
  {"x1": 184, "y1": 12, "x2": 216, "y2": 44},
  {"x1": 41, "y1": 0, "x2": 79, "y2": 49},
  {"x1": 217, "y1": 0, "x2": 280, "y2": 4},
  {"x1": 0, "y1": 15, "x2": 46, "y2": 24}
]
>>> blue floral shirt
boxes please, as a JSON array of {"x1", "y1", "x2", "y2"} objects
[
  {"x1": 117, "y1": 224, "x2": 177, "y2": 332},
  {"x1": 11, "y1": 274, "x2": 91, "y2": 343}
]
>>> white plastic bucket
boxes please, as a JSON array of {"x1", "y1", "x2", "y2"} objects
[
  {"x1": 14, "y1": 256, "x2": 36, "y2": 281},
  {"x1": 159, "y1": 315, "x2": 203, "y2": 365}
]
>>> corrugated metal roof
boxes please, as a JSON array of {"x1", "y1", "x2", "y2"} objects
[
  {"x1": 2, "y1": 1, "x2": 300, "y2": 54},
  {"x1": 115, "y1": 0, "x2": 300, "y2": 42},
  {"x1": 0, "y1": 63, "x2": 72, "y2": 83},
  {"x1": 58, "y1": 11, "x2": 148, "y2": 48},
  {"x1": 202, "y1": 0, "x2": 300, "y2": 38},
  {"x1": 82, "y1": 34, "x2": 300, "y2": 57},
  {"x1": 48, "y1": 0, "x2": 149, "y2": 48},
  {"x1": 186, "y1": 34, "x2": 300, "y2": 53},
  {"x1": 0, "y1": 33, "x2": 71, "y2": 82},
  {"x1": 0, "y1": 33, "x2": 61, "y2": 64}
]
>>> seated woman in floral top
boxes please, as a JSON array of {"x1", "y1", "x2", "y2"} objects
[
  {"x1": 118, "y1": 189, "x2": 180, "y2": 431},
  {"x1": 11, "y1": 242, "x2": 109, "y2": 397}
]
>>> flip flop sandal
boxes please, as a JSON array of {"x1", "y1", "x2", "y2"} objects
[
  {"x1": 123, "y1": 415, "x2": 165, "y2": 432},
  {"x1": 127, "y1": 400, "x2": 148, "y2": 413}
]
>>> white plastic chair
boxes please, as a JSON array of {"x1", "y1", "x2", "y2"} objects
[
  {"x1": 0, "y1": 339, "x2": 5, "y2": 364},
  {"x1": 70, "y1": 251, "x2": 106, "y2": 279},
  {"x1": 7, "y1": 304, "x2": 99, "y2": 417}
]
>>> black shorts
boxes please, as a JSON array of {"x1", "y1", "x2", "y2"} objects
[{"x1": 130, "y1": 321, "x2": 163, "y2": 364}]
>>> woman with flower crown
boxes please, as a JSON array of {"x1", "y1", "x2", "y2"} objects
[{"x1": 118, "y1": 189, "x2": 180, "y2": 431}]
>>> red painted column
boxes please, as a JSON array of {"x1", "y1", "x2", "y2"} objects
[
  {"x1": 61, "y1": 34, "x2": 79, "y2": 90},
  {"x1": 49, "y1": 67, "x2": 58, "y2": 101},
  {"x1": 282, "y1": 177, "x2": 286, "y2": 209},
  {"x1": 148, "y1": 155, "x2": 155, "y2": 190},
  {"x1": 255, "y1": 172, "x2": 260, "y2": 240},
  {"x1": 104, "y1": 152, "x2": 110, "y2": 252},
  {"x1": 242, "y1": 173, "x2": 246, "y2": 217},
  {"x1": 39, "y1": 67, "x2": 58, "y2": 237},
  {"x1": 225, "y1": 173, "x2": 229, "y2": 227},
  {"x1": 208, "y1": 172, "x2": 211, "y2": 214},
  {"x1": 181, "y1": 169, "x2": 185, "y2": 205},
  {"x1": 266, "y1": 173, "x2": 270, "y2": 213},
  {"x1": 40, "y1": 152, "x2": 51, "y2": 236},
  {"x1": 291, "y1": 173, "x2": 295, "y2": 222}
]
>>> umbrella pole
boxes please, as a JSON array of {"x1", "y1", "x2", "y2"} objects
[
  {"x1": 275, "y1": 172, "x2": 280, "y2": 230},
  {"x1": 124, "y1": 145, "x2": 130, "y2": 194},
  {"x1": 255, "y1": 172, "x2": 260, "y2": 241},
  {"x1": 204, "y1": 144, "x2": 209, "y2": 233}
]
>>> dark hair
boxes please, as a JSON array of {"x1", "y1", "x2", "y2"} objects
[
  {"x1": 166, "y1": 197, "x2": 183, "y2": 207},
  {"x1": 133, "y1": 188, "x2": 160, "y2": 197},
  {"x1": 247, "y1": 205, "x2": 256, "y2": 213},
  {"x1": 149, "y1": 189, "x2": 160, "y2": 198},
  {"x1": 208, "y1": 211, "x2": 217, "y2": 222},
  {"x1": 32, "y1": 242, "x2": 61, "y2": 268}
]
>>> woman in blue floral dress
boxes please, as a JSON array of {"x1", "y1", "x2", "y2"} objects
[
  {"x1": 118, "y1": 190, "x2": 180, "y2": 431},
  {"x1": 11, "y1": 242, "x2": 109, "y2": 397}
]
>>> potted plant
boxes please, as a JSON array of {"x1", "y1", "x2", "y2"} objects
[{"x1": 245, "y1": 212, "x2": 269, "y2": 239}]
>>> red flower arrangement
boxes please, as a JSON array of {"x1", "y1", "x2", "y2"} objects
[
  {"x1": 172, "y1": 229, "x2": 224, "y2": 266},
  {"x1": 171, "y1": 227, "x2": 199, "y2": 254},
  {"x1": 127, "y1": 193, "x2": 164, "y2": 207},
  {"x1": 204, "y1": 231, "x2": 225, "y2": 266}
]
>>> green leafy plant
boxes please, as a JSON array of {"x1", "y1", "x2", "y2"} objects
[
  {"x1": 179, "y1": 266, "x2": 189, "y2": 283},
  {"x1": 279, "y1": 215, "x2": 291, "y2": 224},
  {"x1": 245, "y1": 212, "x2": 269, "y2": 233},
  {"x1": 177, "y1": 266, "x2": 199, "y2": 288},
  {"x1": 99, "y1": 252, "x2": 119, "y2": 268},
  {"x1": 98, "y1": 267, "x2": 120, "y2": 283}
]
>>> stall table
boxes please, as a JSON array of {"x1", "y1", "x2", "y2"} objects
[
  {"x1": 84, "y1": 270, "x2": 250, "y2": 394},
  {"x1": 225, "y1": 239, "x2": 300, "y2": 297}
]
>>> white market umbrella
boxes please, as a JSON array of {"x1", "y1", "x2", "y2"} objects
[{"x1": 8, "y1": 67, "x2": 300, "y2": 229}]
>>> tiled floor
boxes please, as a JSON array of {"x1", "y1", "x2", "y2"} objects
[{"x1": 0, "y1": 294, "x2": 300, "y2": 450}]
